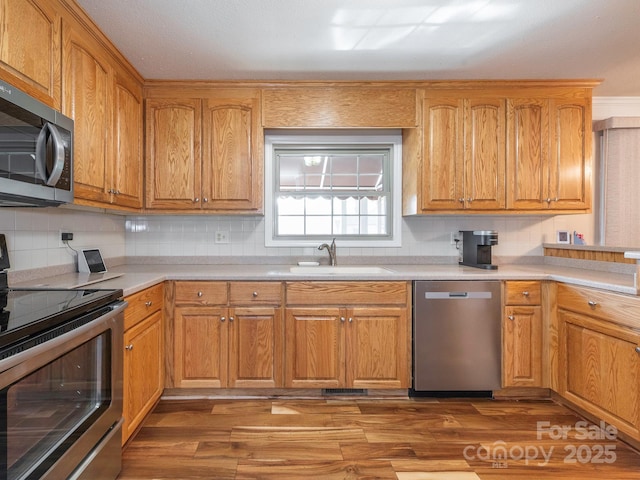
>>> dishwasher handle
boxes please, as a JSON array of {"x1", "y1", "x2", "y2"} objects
[{"x1": 424, "y1": 291, "x2": 493, "y2": 299}]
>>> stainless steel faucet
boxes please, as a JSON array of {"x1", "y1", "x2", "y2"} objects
[{"x1": 318, "y1": 238, "x2": 337, "y2": 266}]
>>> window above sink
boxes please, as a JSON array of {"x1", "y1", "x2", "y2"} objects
[{"x1": 265, "y1": 130, "x2": 402, "y2": 247}]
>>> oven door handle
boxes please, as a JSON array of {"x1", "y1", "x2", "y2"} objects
[{"x1": 0, "y1": 300, "x2": 127, "y2": 380}]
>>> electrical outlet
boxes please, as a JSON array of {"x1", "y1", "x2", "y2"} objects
[
  {"x1": 450, "y1": 231, "x2": 461, "y2": 245},
  {"x1": 59, "y1": 230, "x2": 73, "y2": 247},
  {"x1": 214, "y1": 231, "x2": 229, "y2": 244}
]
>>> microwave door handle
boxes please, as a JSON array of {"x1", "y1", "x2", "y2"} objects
[
  {"x1": 35, "y1": 123, "x2": 66, "y2": 186},
  {"x1": 42, "y1": 123, "x2": 66, "y2": 186}
]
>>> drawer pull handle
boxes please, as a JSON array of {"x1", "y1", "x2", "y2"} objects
[
  {"x1": 197, "y1": 291, "x2": 203, "y2": 297},
  {"x1": 221, "y1": 316, "x2": 226, "y2": 322},
  {"x1": 125, "y1": 344, "x2": 133, "y2": 351},
  {"x1": 587, "y1": 300, "x2": 598, "y2": 308},
  {"x1": 252, "y1": 291, "x2": 258, "y2": 297},
  {"x1": 636, "y1": 346, "x2": 640, "y2": 354},
  {"x1": 145, "y1": 301, "x2": 152, "y2": 307},
  {"x1": 508, "y1": 315, "x2": 515, "y2": 321},
  {"x1": 522, "y1": 291, "x2": 529, "y2": 297},
  {"x1": 229, "y1": 316, "x2": 234, "y2": 322}
]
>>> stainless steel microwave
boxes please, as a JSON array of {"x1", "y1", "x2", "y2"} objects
[{"x1": 0, "y1": 79, "x2": 73, "y2": 207}]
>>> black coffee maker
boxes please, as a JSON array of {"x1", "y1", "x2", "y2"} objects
[{"x1": 458, "y1": 230, "x2": 498, "y2": 270}]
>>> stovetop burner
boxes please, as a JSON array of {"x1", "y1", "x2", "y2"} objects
[{"x1": 0, "y1": 287, "x2": 123, "y2": 351}]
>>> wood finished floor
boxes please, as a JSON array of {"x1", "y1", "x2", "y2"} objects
[{"x1": 119, "y1": 397, "x2": 640, "y2": 479}]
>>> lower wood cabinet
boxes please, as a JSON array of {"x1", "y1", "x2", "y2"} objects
[
  {"x1": 284, "y1": 282, "x2": 410, "y2": 389},
  {"x1": 122, "y1": 284, "x2": 164, "y2": 444},
  {"x1": 557, "y1": 284, "x2": 640, "y2": 441},
  {"x1": 502, "y1": 281, "x2": 543, "y2": 387},
  {"x1": 173, "y1": 281, "x2": 283, "y2": 388}
]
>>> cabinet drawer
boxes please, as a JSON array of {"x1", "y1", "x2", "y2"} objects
[
  {"x1": 504, "y1": 281, "x2": 541, "y2": 305},
  {"x1": 286, "y1": 281, "x2": 408, "y2": 305},
  {"x1": 229, "y1": 282, "x2": 282, "y2": 305},
  {"x1": 174, "y1": 281, "x2": 228, "y2": 306},
  {"x1": 124, "y1": 283, "x2": 163, "y2": 331},
  {"x1": 557, "y1": 284, "x2": 640, "y2": 330}
]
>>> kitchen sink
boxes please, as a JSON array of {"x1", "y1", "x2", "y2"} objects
[{"x1": 288, "y1": 266, "x2": 394, "y2": 275}]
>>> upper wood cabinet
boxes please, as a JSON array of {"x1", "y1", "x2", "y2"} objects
[
  {"x1": 404, "y1": 84, "x2": 593, "y2": 215},
  {"x1": 62, "y1": 21, "x2": 143, "y2": 210},
  {"x1": 262, "y1": 86, "x2": 417, "y2": 128},
  {"x1": 0, "y1": 0, "x2": 61, "y2": 107},
  {"x1": 145, "y1": 88, "x2": 263, "y2": 213},
  {"x1": 413, "y1": 94, "x2": 505, "y2": 212},
  {"x1": 506, "y1": 96, "x2": 591, "y2": 211}
]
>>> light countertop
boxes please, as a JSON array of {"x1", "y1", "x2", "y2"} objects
[{"x1": 13, "y1": 263, "x2": 639, "y2": 297}]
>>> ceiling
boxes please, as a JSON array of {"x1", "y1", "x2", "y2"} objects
[{"x1": 76, "y1": 0, "x2": 640, "y2": 96}]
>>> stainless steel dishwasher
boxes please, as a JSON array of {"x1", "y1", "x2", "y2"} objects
[{"x1": 412, "y1": 280, "x2": 501, "y2": 394}]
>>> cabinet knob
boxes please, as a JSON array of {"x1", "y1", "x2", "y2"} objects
[
  {"x1": 221, "y1": 316, "x2": 226, "y2": 322},
  {"x1": 467, "y1": 198, "x2": 473, "y2": 202},
  {"x1": 458, "y1": 198, "x2": 464, "y2": 203},
  {"x1": 340, "y1": 316, "x2": 346, "y2": 323},
  {"x1": 125, "y1": 344, "x2": 133, "y2": 351},
  {"x1": 194, "y1": 198, "x2": 200, "y2": 203},
  {"x1": 252, "y1": 291, "x2": 258, "y2": 297},
  {"x1": 348, "y1": 317, "x2": 353, "y2": 323},
  {"x1": 203, "y1": 198, "x2": 208, "y2": 203},
  {"x1": 587, "y1": 300, "x2": 598, "y2": 308},
  {"x1": 546, "y1": 198, "x2": 552, "y2": 203},
  {"x1": 197, "y1": 291, "x2": 203, "y2": 297},
  {"x1": 522, "y1": 291, "x2": 529, "y2": 297},
  {"x1": 508, "y1": 315, "x2": 515, "y2": 321},
  {"x1": 107, "y1": 189, "x2": 114, "y2": 194},
  {"x1": 229, "y1": 316, "x2": 234, "y2": 322},
  {"x1": 145, "y1": 301, "x2": 152, "y2": 307},
  {"x1": 115, "y1": 190, "x2": 121, "y2": 195},
  {"x1": 635, "y1": 346, "x2": 640, "y2": 354}
]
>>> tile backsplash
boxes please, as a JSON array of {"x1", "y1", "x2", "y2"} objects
[{"x1": 1, "y1": 207, "x2": 594, "y2": 273}]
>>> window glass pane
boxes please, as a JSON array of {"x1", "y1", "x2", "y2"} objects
[
  {"x1": 360, "y1": 196, "x2": 386, "y2": 214},
  {"x1": 277, "y1": 195, "x2": 304, "y2": 215},
  {"x1": 331, "y1": 174, "x2": 358, "y2": 190},
  {"x1": 305, "y1": 196, "x2": 331, "y2": 215},
  {"x1": 333, "y1": 196, "x2": 359, "y2": 215},
  {"x1": 278, "y1": 216, "x2": 305, "y2": 235},
  {"x1": 331, "y1": 155, "x2": 358, "y2": 175},
  {"x1": 361, "y1": 215, "x2": 387, "y2": 234},
  {"x1": 333, "y1": 216, "x2": 360, "y2": 235},
  {"x1": 271, "y1": 144, "x2": 394, "y2": 242},
  {"x1": 306, "y1": 216, "x2": 332, "y2": 234}
]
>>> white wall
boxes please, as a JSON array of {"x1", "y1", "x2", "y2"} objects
[
  {"x1": 0, "y1": 207, "x2": 125, "y2": 272},
  {"x1": 124, "y1": 213, "x2": 593, "y2": 261}
]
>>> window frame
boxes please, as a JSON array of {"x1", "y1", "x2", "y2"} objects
[{"x1": 265, "y1": 130, "x2": 402, "y2": 247}]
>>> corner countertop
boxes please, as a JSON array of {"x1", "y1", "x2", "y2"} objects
[{"x1": 12, "y1": 263, "x2": 639, "y2": 297}]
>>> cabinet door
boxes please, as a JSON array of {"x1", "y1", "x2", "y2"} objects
[
  {"x1": 202, "y1": 93, "x2": 263, "y2": 212},
  {"x1": 421, "y1": 97, "x2": 465, "y2": 211},
  {"x1": 145, "y1": 98, "x2": 202, "y2": 209},
  {"x1": 506, "y1": 98, "x2": 549, "y2": 209},
  {"x1": 347, "y1": 307, "x2": 408, "y2": 389},
  {"x1": 548, "y1": 97, "x2": 590, "y2": 210},
  {"x1": 503, "y1": 306, "x2": 542, "y2": 387},
  {"x1": 0, "y1": 0, "x2": 60, "y2": 106},
  {"x1": 123, "y1": 310, "x2": 163, "y2": 444},
  {"x1": 284, "y1": 308, "x2": 344, "y2": 388},
  {"x1": 63, "y1": 24, "x2": 112, "y2": 204},
  {"x1": 464, "y1": 98, "x2": 506, "y2": 210},
  {"x1": 174, "y1": 307, "x2": 227, "y2": 388},
  {"x1": 559, "y1": 309, "x2": 640, "y2": 439},
  {"x1": 228, "y1": 307, "x2": 283, "y2": 388},
  {"x1": 111, "y1": 68, "x2": 143, "y2": 208}
]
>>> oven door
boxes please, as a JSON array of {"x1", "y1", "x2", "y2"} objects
[{"x1": 0, "y1": 301, "x2": 125, "y2": 480}]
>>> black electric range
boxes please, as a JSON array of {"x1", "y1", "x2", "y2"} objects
[{"x1": 0, "y1": 287, "x2": 123, "y2": 355}]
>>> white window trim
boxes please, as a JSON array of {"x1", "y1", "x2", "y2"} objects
[{"x1": 265, "y1": 129, "x2": 402, "y2": 247}]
